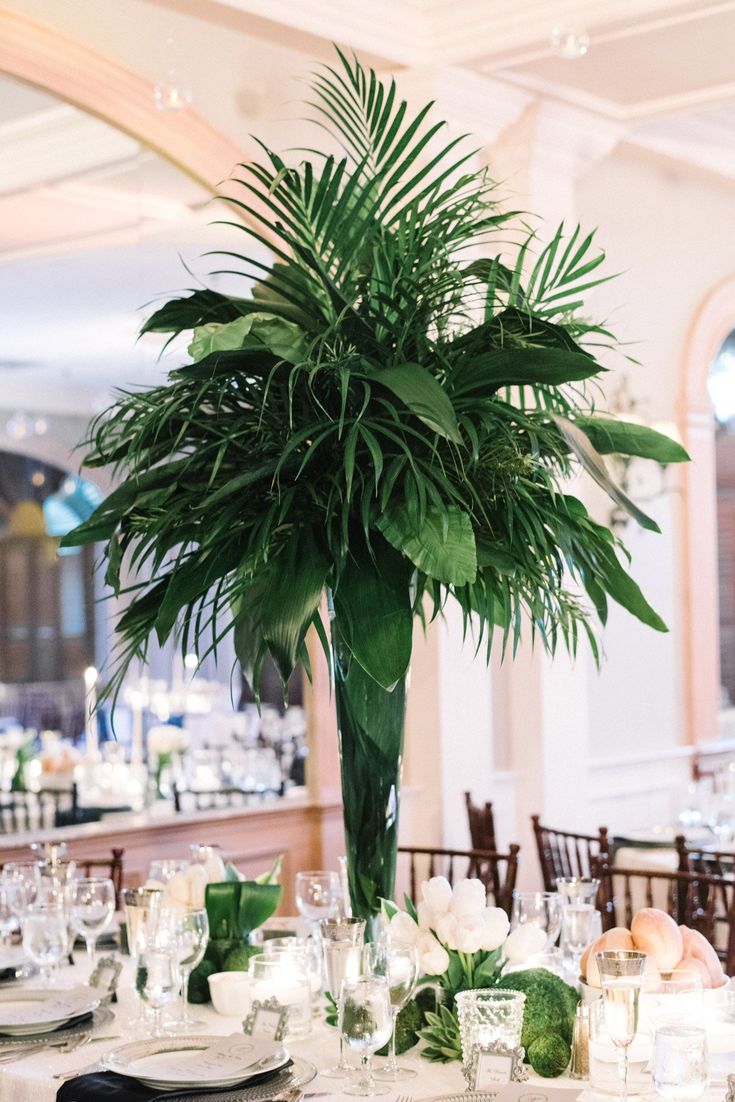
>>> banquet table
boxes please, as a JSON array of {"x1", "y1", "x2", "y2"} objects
[{"x1": 0, "y1": 957, "x2": 731, "y2": 1102}]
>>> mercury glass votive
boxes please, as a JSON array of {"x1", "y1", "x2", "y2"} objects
[{"x1": 455, "y1": 988, "x2": 526, "y2": 1077}]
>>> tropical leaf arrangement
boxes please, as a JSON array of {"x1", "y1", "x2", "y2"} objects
[{"x1": 63, "y1": 49, "x2": 688, "y2": 700}]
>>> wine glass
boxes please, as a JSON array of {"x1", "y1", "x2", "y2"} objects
[
  {"x1": 340, "y1": 976, "x2": 393, "y2": 1096},
  {"x1": 0, "y1": 880, "x2": 17, "y2": 946},
  {"x1": 370, "y1": 942, "x2": 419, "y2": 1081},
  {"x1": 22, "y1": 904, "x2": 67, "y2": 985},
  {"x1": 163, "y1": 906, "x2": 209, "y2": 1031},
  {"x1": 137, "y1": 945, "x2": 177, "y2": 1037},
  {"x1": 511, "y1": 891, "x2": 562, "y2": 948},
  {"x1": 3, "y1": 862, "x2": 41, "y2": 920},
  {"x1": 652, "y1": 1024, "x2": 708, "y2": 1101},
  {"x1": 597, "y1": 949, "x2": 647, "y2": 1102},
  {"x1": 295, "y1": 871, "x2": 340, "y2": 930},
  {"x1": 319, "y1": 916, "x2": 365, "y2": 1077},
  {"x1": 71, "y1": 877, "x2": 115, "y2": 969},
  {"x1": 148, "y1": 859, "x2": 190, "y2": 885},
  {"x1": 561, "y1": 903, "x2": 598, "y2": 977},
  {"x1": 555, "y1": 877, "x2": 600, "y2": 906}
]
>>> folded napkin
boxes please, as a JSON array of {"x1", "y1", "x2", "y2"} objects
[{"x1": 56, "y1": 1059, "x2": 293, "y2": 1102}]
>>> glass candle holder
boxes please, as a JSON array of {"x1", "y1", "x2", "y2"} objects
[
  {"x1": 455, "y1": 988, "x2": 526, "y2": 1081},
  {"x1": 249, "y1": 953, "x2": 312, "y2": 1038}
]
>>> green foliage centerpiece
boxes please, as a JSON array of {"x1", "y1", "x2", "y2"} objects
[{"x1": 64, "y1": 51, "x2": 687, "y2": 929}]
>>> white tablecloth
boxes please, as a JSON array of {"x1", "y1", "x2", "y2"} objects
[{"x1": 0, "y1": 958, "x2": 729, "y2": 1102}]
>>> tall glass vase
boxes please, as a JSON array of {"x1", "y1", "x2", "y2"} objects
[{"x1": 329, "y1": 610, "x2": 407, "y2": 940}]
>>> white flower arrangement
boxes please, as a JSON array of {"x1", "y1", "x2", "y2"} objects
[{"x1": 147, "y1": 724, "x2": 189, "y2": 757}]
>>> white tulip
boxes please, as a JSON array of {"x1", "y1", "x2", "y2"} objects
[
  {"x1": 454, "y1": 915, "x2": 487, "y2": 954},
  {"x1": 479, "y1": 906, "x2": 510, "y2": 951},
  {"x1": 434, "y1": 911, "x2": 460, "y2": 950},
  {"x1": 450, "y1": 878, "x2": 487, "y2": 919},
  {"x1": 166, "y1": 870, "x2": 191, "y2": 906},
  {"x1": 204, "y1": 854, "x2": 226, "y2": 882},
  {"x1": 416, "y1": 900, "x2": 433, "y2": 930},
  {"x1": 186, "y1": 864, "x2": 209, "y2": 909},
  {"x1": 389, "y1": 911, "x2": 420, "y2": 947},
  {"x1": 503, "y1": 924, "x2": 547, "y2": 963},
  {"x1": 416, "y1": 931, "x2": 450, "y2": 976},
  {"x1": 421, "y1": 876, "x2": 453, "y2": 917}
]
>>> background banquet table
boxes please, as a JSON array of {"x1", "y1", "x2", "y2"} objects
[{"x1": 0, "y1": 957, "x2": 730, "y2": 1102}]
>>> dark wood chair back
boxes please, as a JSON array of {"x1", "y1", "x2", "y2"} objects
[
  {"x1": 593, "y1": 856, "x2": 735, "y2": 975},
  {"x1": 464, "y1": 793, "x2": 497, "y2": 851},
  {"x1": 78, "y1": 848, "x2": 125, "y2": 895},
  {"x1": 691, "y1": 748, "x2": 735, "y2": 783},
  {"x1": 531, "y1": 814, "x2": 610, "y2": 894},
  {"x1": 397, "y1": 844, "x2": 520, "y2": 916}
]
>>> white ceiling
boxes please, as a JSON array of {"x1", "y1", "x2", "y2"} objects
[{"x1": 2, "y1": 0, "x2": 735, "y2": 423}]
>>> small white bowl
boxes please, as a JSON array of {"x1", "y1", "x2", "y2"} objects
[{"x1": 208, "y1": 971, "x2": 252, "y2": 1017}]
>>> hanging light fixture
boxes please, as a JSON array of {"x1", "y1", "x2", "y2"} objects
[{"x1": 550, "y1": 27, "x2": 590, "y2": 59}]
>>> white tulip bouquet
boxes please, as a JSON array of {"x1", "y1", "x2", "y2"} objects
[{"x1": 384, "y1": 876, "x2": 548, "y2": 1061}]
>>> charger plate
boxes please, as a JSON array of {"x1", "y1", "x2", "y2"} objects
[{"x1": 130, "y1": 1058, "x2": 318, "y2": 1102}]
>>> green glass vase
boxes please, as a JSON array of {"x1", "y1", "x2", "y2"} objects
[{"x1": 330, "y1": 609, "x2": 407, "y2": 937}]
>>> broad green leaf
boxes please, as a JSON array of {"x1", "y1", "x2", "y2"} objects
[
  {"x1": 377, "y1": 503, "x2": 477, "y2": 585},
  {"x1": 366, "y1": 362, "x2": 462, "y2": 444},
  {"x1": 260, "y1": 531, "x2": 329, "y2": 684},
  {"x1": 594, "y1": 547, "x2": 668, "y2": 632},
  {"x1": 155, "y1": 543, "x2": 246, "y2": 642},
  {"x1": 448, "y1": 347, "x2": 600, "y2": 396},
  {"x1": 237, "y1": 880, "x2": 283, "y2": 937},
  {"x1": 553, "y1": 415, "x2": 661, "y2": 533},
  {"x1": 333, "y1": 537, "x2": 412, "y2": 690},
  {"x1": 475, "y1": 540, "x2": 515, "y2": 575},
  {"x1": 188, "y1": 312, "x2": 307, "y2": 364},
  {"x1": 576, "y1": 417, "x2": 689, "y2": 464},
  {"x1": 140, "y1": 289, "x2": 249, "y2": 335}
]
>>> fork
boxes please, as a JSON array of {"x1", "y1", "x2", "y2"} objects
[{"x1": 0, "y1": 1030, "x2": 95, "y2": 1066}]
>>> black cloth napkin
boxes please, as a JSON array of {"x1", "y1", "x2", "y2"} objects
[{"x1": 56, "y1": 1058, "x2": 293, "y2": 1102}]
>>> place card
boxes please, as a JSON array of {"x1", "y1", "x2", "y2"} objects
[
  {"x1": 243, "y1": 996, "x2": 290, "y2": 1041},
  {"x1": 466, "y1": 1042, "x2": 528, "y2": 1088},
  {"x1": 141, "y1": 1034, "x2": 284, "y2": 1083}
]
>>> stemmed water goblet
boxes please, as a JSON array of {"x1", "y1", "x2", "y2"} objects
[
  {"x1": 22, "y1": 904, "x2": 67, "y2": 985},
  {"x1": 369, "y1": 942, "x2": 418, "y2": 1081},
  {"x1": 561, "y1": 903, "x2": 598, "y2": 977},
  {"x1": 296, "y1": 871, "x2": 341, "y2": 932},
  {"x1": 163, "y1": 906, "x2": 209, "y2": 1031},
  {"x1": 340, "y1": 976, "x2": 393, "y2": 1096},
  {"x1": 511, "y1": 891, "x2": 562, "y2": 949},
  {"x1": 136, "y1": 942, "x2": 177, "y2": 1037},
  {"x1": 555, "y1": 877, "x2": 600, "y2": 906},
  {"x1": 71, "y1": 877, "x2": 115, "y2": 970},
  {"x1": 3, "y1": 863, "x2": 41, "y2": 923},
  {"x1": 597, "y1": 949, "x2": 647, "y2": 1102},
  {"x1": 319, "y1": 916, "x2": 365, "y2": 1077}
]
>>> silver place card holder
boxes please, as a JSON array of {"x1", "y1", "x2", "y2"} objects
[
  {"x1": 242, "y1": 996, "x2": 289, "y2": 1042},
  {"x1": 465, "y1": 1040, "x2": 528, "y2": 1088}
]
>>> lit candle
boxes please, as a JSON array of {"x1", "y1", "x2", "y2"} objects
[{"x1": 84, "y1": 666, "x2": 100, "y2": 761}]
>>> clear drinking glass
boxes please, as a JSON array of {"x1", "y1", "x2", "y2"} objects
[
  {"x1": 319, "y1": 916, "x2": 366, "y2": 1077},
  {"x1": 555, "y1": 877, "x2": 600, "y2": 906},
  {"x1": 511, "y1": 891, "x2": 563, "y2": 948},
  {"x1": 597, "y1": 949, "x2": 648, "y2": 1102},
  {"x1": 340, "y1": 976, "x2": 393, "y2": 1097},
  {"x1": 148, "y1": 859, "x2": 189, "y2": 885},
  {"x1": 137, "y1": 946, "x2": 176, "y2": 1036},
  {"x1": 262, "y1": 938, "x2": 323, "y2": 1001},
  {"x1": 369, "y1": 942, "x2": 419, "y2": 1081},
  {"x1": 163, "y1": 906, "x2": 209, "y2": 1031},
  {"x1": 71, "y1": 877, "x2": 115, "y2": 969},
  {"x1": 649, "y1": 971, "x2": 704, "y2": 1027},
  {"x1": 561, "y1": 903, "x2": 598, "y2": 976},
  {"x1": 3, "y1": 863, "x2": 41, "y2": 920},
  {"x1": 0, "y1": 881, "x2": 17, "y2": 946},
  {"x1": 22, "y1": 905, "x2": 67, "y2": 984},
  {"x1": 122, "y1": 887, "x2": 163, "y2": 1020},
  {"x1": 652, "y1": 1024, "x2": 708, "y2": 1101},
  {"x1": 249, "y1": 953, "x2": 312, "y2": 1038},
  {"x1": 295, "y1": 871, "x2": 340, "y2": 930}
]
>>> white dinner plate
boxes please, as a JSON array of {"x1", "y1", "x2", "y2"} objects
[
  {"x1": 104, "y1": 1035, "x2": 290, "y2": 1090},
  {"x1": 0, "y1": 987, "x2": 100, "y2": 1036}
]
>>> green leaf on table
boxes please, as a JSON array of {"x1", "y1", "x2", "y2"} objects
[
  {"x1": 378, "y1": 503, "x2": 477, "y2": 585},
  {"x1": 575, "y1": 417, "x2": 689, "y2": 464},
  {"x1": 553, "y1": 414, "x2": 661, "y2": 532},
  {"x1": 365, "y1": 362, "x2": 462, "y2": 443}
]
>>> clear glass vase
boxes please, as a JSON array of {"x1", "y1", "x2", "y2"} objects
[{"x1": 329, "y1": 607, "x2": 407, "y2": 939}]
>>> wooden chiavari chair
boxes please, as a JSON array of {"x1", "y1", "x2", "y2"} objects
[
  {"x1": 397, "y1": 844, "x2": 520, "y2": 916},
  {"x1": 464, "y1": 793, "x2": 499, "y2": 898},
  {"x1": 77, "y1": 848, "x2": 125, "y2": 895},
  {"x1": 593, "y1": 856, "x2": 735, "y2": 975},
  {"x1": 531, "y1": 814, "x2": 610, "y2": 892}
]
